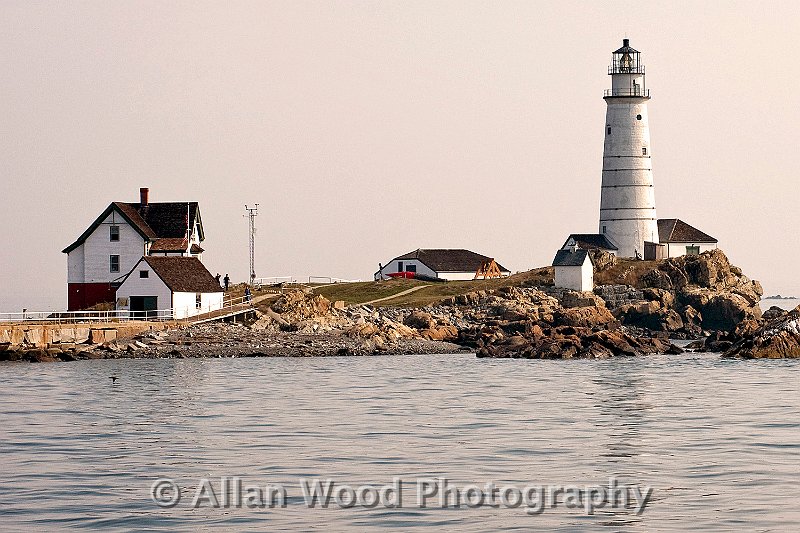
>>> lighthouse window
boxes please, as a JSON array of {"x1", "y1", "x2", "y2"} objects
[
  {"x1": 636, "y1": 114, "x2": 642, "y2": 120},
  {"x1": 606, "y1": 126, "x2": 611, "y2": 135},
  {"x1": 642, "y1": 147, "x2": 648, "y2": 155}
]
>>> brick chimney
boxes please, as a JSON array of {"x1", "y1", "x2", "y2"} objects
[{"x1": 140, "y1": 187, "x2": 149, "y2": 206}]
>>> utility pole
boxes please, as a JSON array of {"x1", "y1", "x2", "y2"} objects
[{"x1": 244, "y1": 204, "x2": 259, "y2": 286}]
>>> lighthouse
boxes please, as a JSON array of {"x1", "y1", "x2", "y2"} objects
[{"x1": 598, "y1": 39, "x2": 659, "y2": 258}]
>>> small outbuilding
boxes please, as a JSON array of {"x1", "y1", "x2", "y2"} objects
[
  {"x1": 116, "y1": 256, "x2": 223, "y2": 319},
  {"x1": 552, "y1": 247, "x2": 594, "y2": 292},
  {"x1": 644, "y1": 219, "x2": 718, "y2": 260},
  {"x1": 374, "y1": 249, "x2": 511, "y2": 281}
]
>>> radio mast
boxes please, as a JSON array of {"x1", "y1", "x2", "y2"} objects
[{"x1": 244, "y1": 204, "x2": 259, "y2": 285}]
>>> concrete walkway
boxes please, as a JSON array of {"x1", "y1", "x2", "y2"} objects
[
  {"x1": 251, "y1": 293, "x2": 280, "y2": 305},
  {"x1": 362, "y1": 285, "x2": 429, "y2": 305}
]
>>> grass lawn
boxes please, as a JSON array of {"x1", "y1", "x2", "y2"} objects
[
  {"x1": 313, "y1": 267, "x2": 554, "y2": 307},
  {"x1": 593, "y1": 258, "x2": 661, "y2": 287},
  {"x1": 313, "y1": 278, "x2": 428, "y2": 305}
]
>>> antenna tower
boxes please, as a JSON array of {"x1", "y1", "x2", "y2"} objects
[{"x1": 244, "y1": 204, "x2": 259, "y2": 285}]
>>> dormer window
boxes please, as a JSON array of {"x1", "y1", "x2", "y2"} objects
[{"x1": 110, "y1": 225, "x2": 120, "y2": 242}]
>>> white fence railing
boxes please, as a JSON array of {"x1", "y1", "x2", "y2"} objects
[
  {"x1": 252, "y1": 276, "x2": 297, "y2": 287},
  {"x1": 307, "y1": 276, "x2": 362, "y2": 284},
  {"x1": 252, "y1": 276, "x2": 361, "y2": 288},
  {"x1": 0, "y1": 295, "x2": 254, "y2": 324}
]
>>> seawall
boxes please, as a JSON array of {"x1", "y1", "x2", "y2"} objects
[{"x1": 0, "y1": 322, "x2": 170, "y2": 351}]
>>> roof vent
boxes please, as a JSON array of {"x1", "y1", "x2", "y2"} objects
[{"x1": 623, "y1": 38, "x2": 629, "y2": 47}]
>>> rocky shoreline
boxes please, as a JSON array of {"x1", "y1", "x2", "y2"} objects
[{"x1": 3, "y1": 250, "x2": 798, "y2": 362}]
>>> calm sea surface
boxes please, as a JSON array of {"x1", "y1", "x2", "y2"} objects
[{"x1": 1, "y1": 353, "x2": 799, "y2": 532}]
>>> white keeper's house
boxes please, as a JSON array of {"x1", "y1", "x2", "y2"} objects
[
  {"x1": 115, "y1": 256, "x2": 223, "y2": 319},
  {"x1": 62, "y1": 188, "x2": 205, "y2": 310},
  {"x1": 374, "y1": 249, "x2": 511, "y2": 281}
]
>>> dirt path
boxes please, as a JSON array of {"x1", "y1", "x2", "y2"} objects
[
  {"x1": 362, "y1": 285, "x2": 429, "y2": 305},
  {"x1": 251, "y1": 293, "x2": 280, "y2": 305}
]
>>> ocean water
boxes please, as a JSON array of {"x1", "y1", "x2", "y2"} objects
[{"x1": 1, "y1": 353, "x2": 799, "y2": 531}]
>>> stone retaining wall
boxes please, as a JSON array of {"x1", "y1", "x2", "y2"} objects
[{"x1": 0, "y1": 322, "x2": 169, "y2": 351}]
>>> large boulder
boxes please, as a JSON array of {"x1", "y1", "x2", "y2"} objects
[
  {"x1": 680, "y1": 288, "x2": 761, "y2": 331},
  {"x1": 403, "y1": 310, "x2": 435, "y2": 330},
  {"x1": 555, "y1": 306, "x2": 617, "y2": 328},
  {"x1": 640, "y1": 269, "x2": 673, "y2": 290},
  {"x1": 615, "y1": 300, "x2": 684, "y2": 332},
  {"x1": 419, "y1": 325, "x2": 459, "y2": 342},
  {"x1": 561, "y1": 291, "x2": 606, "y2": 309},
  {"x1": 589, "y1": 249, "x2": 616, "y2": 272}
]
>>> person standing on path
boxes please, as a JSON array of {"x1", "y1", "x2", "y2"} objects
[
  {"x1": 223, "y1": 274, "x2": 230, "y2": 291},
  {"x1": 215, "y1": 273, "x2": 221, "y2": 288}
]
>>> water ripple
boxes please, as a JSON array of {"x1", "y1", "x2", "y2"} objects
[{"x1": 1, "y1": 354, "x2": 799, "y2": 531}]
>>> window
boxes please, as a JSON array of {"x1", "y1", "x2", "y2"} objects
[
  {"x1": 636, "y1": 114, "x2": 642, "y2": 120},
  {"x1": 196, "y1": 293, "x2": 202, "y2": 309},
  {"x1": 686, "y1": 246, "x2": 700, "y2": 256},
  {"x1": 110, "y1": 225, "x2": 120, "y2": 242},
  {"x1": 407, "y1": 264, "x2": 417, "y2": 273},
  {"x1": 110, "y1": 255, "x2": 120, "y2": 273},
  {"x1": 642, "y1": 147, "x2": 648, "y2": 155},
  {"x1": 397, "y1": 261, "x2": 404, "y2": 272},
  {"x1": 139, "y1": 270, "x2": 149, "y2": 279},
  {"x1": 606, "y1": 126, "x2": 611, "y2": 135}
]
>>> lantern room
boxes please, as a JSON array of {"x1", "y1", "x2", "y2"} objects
[{"x1": 605, "y1": 38, "x2": 649, "y2": 98}]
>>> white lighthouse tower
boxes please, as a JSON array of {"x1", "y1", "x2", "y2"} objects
[{"x1": 598, "y1": 39, "x2": 659, "y2": 258}]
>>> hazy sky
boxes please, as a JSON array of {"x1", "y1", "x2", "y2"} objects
[{"x1": 2, "y1": 1, "x2": 799, "y2": 312}]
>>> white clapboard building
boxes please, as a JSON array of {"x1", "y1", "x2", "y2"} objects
[
  {"x1": 62, "y1": 188, "x2": 205, "y2": 310},
  {"x1": 374, "y1": 249, "x2": 511, "y2": 281},
  {"x1": 116, "y1": 256, "x2": 223, "y2": 319},
  {"x1": 644, "y1": 219, "x2": 718, "y2": 260},
  {"x1": 552, "y1": 246, "x2": 594, "y2": 292}
]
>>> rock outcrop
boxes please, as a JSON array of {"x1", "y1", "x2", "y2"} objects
[
  {"x1": 475, "y1": 325, "x2": 682, "y2": 359},
  {"x1": 722, "y1": 305, "x2": 800, "y2": 359},
  {"x1": 597, "y1": 249, "x2": 762, "y2": 334}
]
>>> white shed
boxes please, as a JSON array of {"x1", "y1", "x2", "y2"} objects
[
  {"x1": 552, "y1": 248, "x2": 594, "y2": 292},
  {"x1": 116, "y1": 256, "x2": 223, "y2": 319}
]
